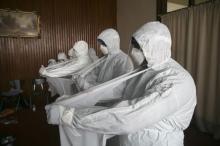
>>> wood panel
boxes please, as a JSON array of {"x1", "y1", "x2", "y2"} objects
[{"x1": 0, "y1": 0, "x2": 116, "y2": 90}]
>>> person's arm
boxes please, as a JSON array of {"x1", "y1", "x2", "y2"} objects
[
  {"x1": 40, "y1": 60, "x2": 75, "y2": 77},
  {"x1": 42, "y1": 59, "x2": 88, "y2": 77},
  {"x1": 77, "y1": 61, "x2": 103, "y2": 90},
  {"x1": 71, "y1": 73, "x2": 195, "y2": 135},
  {"x1": 112, "y1": 56, "x2": 134, "y2": 78}
]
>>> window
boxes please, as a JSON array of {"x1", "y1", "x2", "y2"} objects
[
  {"x1": 157, "y1": 0, "x2": 212, "y2": 15},
  {"x1": 167, "y1": 0, "x2": 189, "y2": 12}
]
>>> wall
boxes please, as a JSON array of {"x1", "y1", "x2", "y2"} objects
[
  {"x1": 117, "y1": 0, "x2": 156, "y2": 52},
  {"x1": 0, "y1": 0, "x2": 116, "y2": 90}
]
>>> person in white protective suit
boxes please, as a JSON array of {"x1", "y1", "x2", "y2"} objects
[
  {"x1": 77, "y1": 28, "x2": 134, "y2": 90},
  {"x1": 46, "y1": 22, "x2": 197, "y2": 146},
  {"x1": 43, "y1": 42, "x2": 99, "y2": 96},
  {"x1": 45, "y1": 28, "x2": 134, "y2": 146},
  {"x1": 69, "y1": 46, "x2": 99, "y2": 61},
  {"x1": 39, "y1": 41, "x2": 93, "y2": 78}
]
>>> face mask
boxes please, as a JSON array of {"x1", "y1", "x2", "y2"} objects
[
  {"x1": 100, "y1": 44, "x2": 108, "y2": 55},
  {"x1": 131, "y1": 48, "x2": 145, "y2": 66}
]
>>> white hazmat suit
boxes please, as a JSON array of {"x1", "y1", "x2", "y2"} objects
[
  {"x1": 40, "y1": 41, "x2": 94, "y2": 96},
  {"x1": 68, "y1": 45, "x2": 98, "y2": 61},
  {"x1": 46, "y1": 22, "x2": 196, "y2": 146},
  {"x1": 88, "y1": 48, "x2": 99, "y2": 62},
  {"x1": 39, "y1": 41, "x2": 92, "y2": 78},
  {"x1": 46, "y1": 29, "x2": 134, "y2": 146},
  {"x1": 78, "y1": 28, "x2": 134, "y2": 90}
]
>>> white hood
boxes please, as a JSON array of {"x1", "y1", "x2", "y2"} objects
[
  {"x1": 132, "y1": 21, "x2": 172, "y2": 67},
  {"x1": 73, "y1": 40, "x2": 89, "y2": 57},
  {"x1": 57, "y1": 52, "x2": 68, "y2": 61},
  {"x1": 97, "y1": 28, "x2": 120, "y2": 54}
]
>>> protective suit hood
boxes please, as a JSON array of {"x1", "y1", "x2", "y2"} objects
[
  {"x1": 132, "y1": 22, "x2": 172, "y2": 68},
  {"x1": 58, "y1": 52, "x2": 68, "y2": 61},
  {"x1": 97, "y1": 28, "x2": 120, "y2": 54},
  {"x1": 73, "y1": 40, "x2": 89, "y2": 57}
]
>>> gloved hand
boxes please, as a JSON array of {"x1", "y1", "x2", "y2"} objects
[
  {"x1": 39, "y1": 65, "x2": 46, "y2": 75},
  {"x1": 45, "y1": 104, "x2": 75, "y2": 127},
  {"x1": 61, "y1": 107, "x2": 75, "y2": 127},
  {"x1": 45, "y1": 104, "x2": 65, "y2": 125}
]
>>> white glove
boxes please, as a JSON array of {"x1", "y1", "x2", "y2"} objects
[
  {"x1": 61, "y1": 108, "x2": 75, "y2": 127},
  {"x1": 45, "y1": 104, "x2": 65, "y2": 125},
  {"x1": 45, "y1": 104, "x2": 75, "y2": 127},
  {"x1": 39, "y1": 65, "x2": 47, "y2": 75}
]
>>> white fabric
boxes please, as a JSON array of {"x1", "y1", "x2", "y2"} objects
[
  {"x1": 68, "y1": 40, "x2": 89, "y2": 59},
  {"x1": 46, "y1": 22, "x2": 196, "y2": 146},
  {"x1": 133, "y1": 22, "x2": 172, "y2": 68},
  {"x1": 46, "y1": 104, "x2": 66, "y2": 125},
  {"x1": 97, "y1": 28, "x2": 120, "y2": 54},
  {"x1": 78, "y1": 28, "x2": 134, "y2": 90},
  {"x1": 46, "y1": 77, "x2": 76, "y2": 96},
  {"x1": 39, "y1": 41, "x2": 92, "y2": 78},
  {"x1": 73, "y1": 41, "x2": 89, "y2": 57},
  {"x1": 58, "y1": 52, "x2": 68, "y2": 62},
  {"x1": 46, "y1": 57, "x2": 103, "y2": 97},
  {"x1": 88, "y1": 48, "x2": 99, "y2": 62},
  {"x1": 46, "y1": 28, "x2": 133, "y2": 146}
]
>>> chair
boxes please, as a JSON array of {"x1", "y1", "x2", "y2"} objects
[
  {"x1": 30, "y1": 78, "x2": 48, "y2": 110},
  {"x1": 0, "y1": 80, "x2": 26, "y2": 111}
]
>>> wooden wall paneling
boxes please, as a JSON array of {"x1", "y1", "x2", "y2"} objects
[{"x1": 0, "y1": 0, "x2": 116, "y2": 92}]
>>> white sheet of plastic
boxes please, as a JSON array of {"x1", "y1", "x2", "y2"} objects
[
  {"x1": 88, "y1": 48, "x2": 99, "y2": 62},
  {"x1": 46, "y1": 56, "x2": 106, "y2": 97},
  {"x1": 55, "y1": 67, "x2": 146, "y2": 107},
  {"x1": 46, "y1": 77, "x2": 76, "y2": 96},
  {"x1": 46, "y1": 22, "x2": 197, "y2": 146},
  {"x1": 47, "y1": 67, "x2": 147, "y2": 146},
  {"x1": 39, "y1": 41, "x2": 93, "y2": 78},
  {"x1": 74, "y1": 56, "x2": 106, "y2": 78}
]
